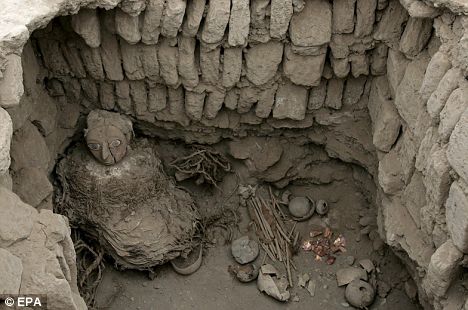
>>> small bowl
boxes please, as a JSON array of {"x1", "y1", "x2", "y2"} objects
[{"x1": 171, "y1": 244, "x2": 203, "y2": 275}]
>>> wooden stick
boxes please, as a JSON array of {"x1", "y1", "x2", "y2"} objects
[{"x1": 260, "y1": 242, "x2": 276, "y2": 261}]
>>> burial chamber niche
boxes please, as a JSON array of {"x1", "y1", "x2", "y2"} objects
[{"x1": 3, "y1": 0, "x2": 468, "y2": 309}]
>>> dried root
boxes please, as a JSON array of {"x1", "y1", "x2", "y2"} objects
[
  {"x1": 72, "y1": 229, "x2": 106, "y2": 309},
  {"x1": 170, "y1": 145, "x2": 231, "y2": 188}
]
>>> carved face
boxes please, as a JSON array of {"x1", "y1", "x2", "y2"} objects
[{"x1": 85, "y1": 125, "x2": 128, "y2": 165}]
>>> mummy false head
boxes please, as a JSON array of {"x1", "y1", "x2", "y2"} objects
[{"x1": 85, "y1": 110, "x2": 133, "y2": 165}]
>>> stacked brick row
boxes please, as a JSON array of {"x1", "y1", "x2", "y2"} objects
[{"x1": 33, "y1": 0, "x2": 412, "y2": 129}]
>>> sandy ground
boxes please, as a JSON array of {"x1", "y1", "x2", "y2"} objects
[{"x1": 94, "y1": 175, "x2": 421, "y2": 310}]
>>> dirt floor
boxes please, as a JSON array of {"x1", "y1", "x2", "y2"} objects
[{"x1": 93, "y1": 159, "x2": 421, "y2": 310}]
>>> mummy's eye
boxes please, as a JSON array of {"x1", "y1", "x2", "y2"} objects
[
  {"x1": 88, "y1": 143, "x2": 101, "y2": 151},
  {"x1": 109, "y1": 140, "x2": 121, "y2": 148}
]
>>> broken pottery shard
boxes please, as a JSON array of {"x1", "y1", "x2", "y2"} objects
[
  {"x1": 257, "y1": 265, "x2": 290, "y2": 301},
  {"x1": 359, "y1": 259, "x2": 375, "y2": 273},
  {"x1": 228, "y1": 0, "x2": 250, "y2": 46},
  {"x1": 289, "y1": 0, "x2": 332, "y2": 47},
  {"x1": 231, "y1": 236, "x2": 260, "y2": 264},
  {"x1": 336, "y1": 267, "x2": 368, "y2": 286},
  {"x1": 298, "y1": 273, "x2": 310, "y2": 288},
  {"x1": 201, "y1": 0, "x2": 231, "y2": 44},
  {"x1": 161, "y1": 0, "x2": 186, "y2": 38},
  {"x1": 183, "y1": 0, "x2": 206, "y2": 37},
  {"x1": 115, "y1": 8, "x2": 141, "y2": 44},
  {"x1": 307, "y1": 280, "x2": 316, "y2": 297},
  {"x1": 71, "y1": 9, "x2": 101, "y2": 48},
  {"x1": 270, "y1": 0, "x2": 293, "y2": 39},
  {"x1": 141, "y1": 0, "x2": 164, "y2": 44}
]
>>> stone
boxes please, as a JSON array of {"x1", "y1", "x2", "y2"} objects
[
  {"x1": 332, "y1": 0, "x2": 356, "y2": 34},
  {"x1": 228, "y1": 137, "x2": 283, "y2": 173},
  {"x1": 424, "y1": 145, "x2": 451, "y2": 207},
  {"x1": 224, "y1": 88, "x2": 239, "y2": 110},
  {"x1": 129, "y1": 81, "x2": 147, "y2": 116},
  {"x1": 231, "y1": 236, "x2": 259, "y2": 264},
  {"x1": 386, "y1": 49, "x2": 410, "y2": 96},
  {"x1": 161, "y1": 0, "x2": 186, "y2": 38},
  {"x1": 238, "y1": 84, "x2": 260, "y2": 114},
  {"x1": 382, "y1": 196, "x2": 434, "y2": 267},
  {"x1": 37, "y1": 39, "x2": 70, "y2": 77},
  {"x1": 343, "y1": 76, "x2": 366, "y2": 107},
  {"x1": 13, "y1": 168, "x2": 53, "y2": 208},
  {"x1": 270, "y1": 0, "x2": 293, "y2": 39},
  {"x1": 204, "y1": 89, "x2": 225, "y2": 119},
  {"x1": 370, "y1": 44, "x2": 388, "y2": 76},
  {"x1": 325, "y1": 78, "x2": 344, "y2": 110},
  {"x1": 245, "y1": 41, "x2": 283, "y2": 86},
  {"x1": 308, "y1": 80, "x2": 327, "y2": 110},
  {"x1": 368, "y1": 77, "x2": 401, "y2": 152},
  {"x1": 178, "y1": 36, "x2": 199, "y2": 89},
  {"x1": 140, "y1": 44, "x2": 160, "y2": 81},
  {"x1": 446, "y1": 181, "x2": 468, "y2": 253},
  {"x1": 378, "y1": 149, "x2": 404, "y2": 195},
  {"x1": 419, "y1": 51, "x2": 451, "y2": 102},
  {"x1": 100, "y1": 30, "x2": 124, "y2": 81},
  {"x1": 120, "y1": 41, "x2": 145, "y2": 80},
  {"x1": 100, "y1": 82, "x2": 115, "y2": 110},
  {"x1": 185, "y1": 90, "x2": 206, "y2": 121},
  {"x1": 119, "y1": 0, "x2": 146, "y2": 15},
  {"x1": 439, "y1": 87, "x2": 467, "y2": 141},
  {"x1": 336, "y1": 267, "x2": 368, "y2": 286},
  {"x1": 399, "y1": 17, "x2": 433, "y2": 58},
  {"x1": 331, "y1": 57, "x2": 350, "y2": 78},
  {"x1": 222, "y1": 48, "x2": 243, "y2": 88},
  {"x1": 115, "y1": 8, "x2": 141, "y2": 44},
  {"x1": 80, "y1": 79, "x2": 99, "y2": 104},
  {"x1": 354, "y1": 0, "x2": 377, "y2": 38},
  {"x1": 116, "y1": 81, "x2": 133, "y2": 114},
  {"x1": 182, "y1": 0, "x2": 206, "y2": 37},
  {"x1": 148, "y1": 84, "x2": 167, "y2": 112},
  {"x1": 359, "y1": 259, "x2": 375, "y2": 273},
  {"x1": 158, "y1": 39, "x2": 179, "y2": 87},
  {"x1": 289, "y1": 0, "x2": 332, "y2": 47},
  {"x1": 0, "y1": 187, "x2": 36, "y2": 248},
  {"x1": 402, "y1": 171, "x2": 426, "y2": 228},
  {"x1": 350, "y1": 53, "x2": 369, "y2": 77},
  {"x1": 71, "y1": 9, "x2": 101, "y2": 48},
  {"x1": 283, "y1": 45, "x2": 326, "y2": 87},
  {"x1": 424, "y1": 240, "x2": 463, "y2": 297},
  {"x1": 255, "y1": 85, "x2": 278, "y2": 118},
  {"x1": 0, "y1": 108, "x2": 12, "y2": 174},
  {"x1": 0, "y1": 248, "x2": 22, "y2": 295},
  {"x1": 61, "y1": 41, "x2": 87, "y2": 78},
  {"x1": 399, "y1": 0, "x2": 440, "y2": 18},
  {"x1": 427, "y1": 68, "x2": 462, "y2": 121},
  {"x1": 201, "y1": 0, "x2": 230, "y2": 44},
  {"x1": 0, "y1": 54, "x2": 24, "y2": 108},
  {"x1": 273, "y1": 82, "x2": 308, "y2": 120},
  {"x1": 141, "y1": 0, "x2": 164, "y2": 44},
  {"x1": 374, "y1": 0, "x2": 409, "y2": 49},
  {"x1": 10, "y1": 121, "x2": 49, "y2": 172},
  {"x1": 447, "y1": 109, "x2": 468, "y2": 184},
  {"x1": 79, "y1": 43, "x2": 105, "y2": 80},
  {"x1": 228, "y1": 0, "x2": 250, "y2": 46},
  {"x1": 199, "y1": 44, "x2": 220, "y2": 85},
  {"x1": 394, "y1": 55, "x2": 429, "y2": 134}
]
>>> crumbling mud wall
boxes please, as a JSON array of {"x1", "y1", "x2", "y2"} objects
[{"x1": 0, "y1": 0, "x2": 467, "y2": 309}]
